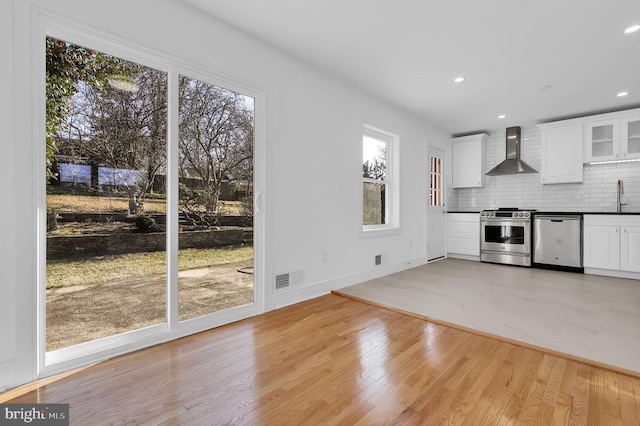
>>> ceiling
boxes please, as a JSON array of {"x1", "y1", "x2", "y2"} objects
[{"x1": 179, "y1": 0, "x2": 640, "y2": 136}]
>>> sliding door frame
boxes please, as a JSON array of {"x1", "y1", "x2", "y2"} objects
[{"x1": 34, "y1": 9, "x2": 266, "y2": 378}]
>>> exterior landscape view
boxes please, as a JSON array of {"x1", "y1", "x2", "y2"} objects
[{"x1": 45, "y1": 36, "x2": 255, "y2": 351}]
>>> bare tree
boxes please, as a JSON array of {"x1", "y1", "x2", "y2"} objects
[
  {"x1": 55, "y1": 58, "x2": 254, "y2": 224},
  {"x1": 178, "y1": 76, "x2": 254, "y2": 225},
  {"x1": 66, "y1": 66, "x2": 167, "y2": 213}
]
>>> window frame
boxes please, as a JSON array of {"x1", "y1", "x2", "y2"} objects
[{"x1": 361, "y1": 124, "x2": 400, "y2": 237}]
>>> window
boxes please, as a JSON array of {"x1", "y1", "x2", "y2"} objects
[
  {"x1": 429, "y1": 154, "x2": 443, "y2": 207},
  {"x1": 362, "y1": 125, "x2": 398, "y2": 233}
]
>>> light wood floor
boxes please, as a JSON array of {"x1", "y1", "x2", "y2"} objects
[{"x1": 3, "y1": 294, "x2": 640, "y2": 425}]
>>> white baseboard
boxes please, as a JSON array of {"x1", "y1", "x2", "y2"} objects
[
  {"x1": 447, "y1": 253, "x2": 480, "y2": 261},
  {"x1": 270, "y1": 256, "x2": 428, "y2": 311},
  {"x1": 584, "y1": 268, "x2": 640, "y2": 280}
]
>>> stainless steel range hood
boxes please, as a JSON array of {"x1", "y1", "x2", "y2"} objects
[{"x1": 486, "y1": 126, "x2": 537, "y2": 176}]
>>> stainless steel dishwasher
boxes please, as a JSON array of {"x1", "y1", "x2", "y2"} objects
[{"x1": 533, "y1": 215, "x2": 583, "y2": 271}]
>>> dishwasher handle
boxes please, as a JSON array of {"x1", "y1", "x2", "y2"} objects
[{"x1": 535, "y1": 215, "x2": 582, "y2": 222}]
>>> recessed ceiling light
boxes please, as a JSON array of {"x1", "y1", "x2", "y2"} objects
[
  {"x1": 624, "y1": 24, "x2": 640, "y2": 34},
  {"x1": 454, "y1": 76, "x2": 465, "y2": 83},
  {"x1": 617, "y1": 91, "x2": 629, "y2": 97},
  {"x1": 498, "y1": 114, "x2": 506, "y2": 119}
]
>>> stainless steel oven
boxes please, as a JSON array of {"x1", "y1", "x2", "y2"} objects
[{"x1": 480, "y1": 208, "x2": 534, "y2": 267}]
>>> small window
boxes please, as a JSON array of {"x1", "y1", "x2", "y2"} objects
[
  {"x1": 362, "y1": 125, "x2": 398, "y2": 233},
  {"x1": 429, "y1": 154, "x2": 443, "y2": 207}
]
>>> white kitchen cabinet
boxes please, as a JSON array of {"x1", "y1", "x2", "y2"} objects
[
  {"x1": 583, "y1": 224, "x2": 620, "y2": 270},
  {"x1": 451, "y1": 134, "x2": 486, "y2": 188},
  {"x1": 621, "y1": 225, "x2": 640, "y2": 272},
  {"x1": 584, "y1": 215, "x2": 640, "y2": 277},
  {"x1": 447, "y1": 213, "x2": 480, "y2": 259},
  {"x1": 585, "y1": 118, "x2": 619, "y2": 162},
  {"x1": 538, "y1": 122, "x2": 583, "y2": 184},
  {"x1": 621, "y1": 116, "x2": 640, "y2": 160},
  {"x1": 584, "y1": 111, "x2": 640, "y2": 162}
]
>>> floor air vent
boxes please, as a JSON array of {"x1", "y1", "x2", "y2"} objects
[
  {"x1": 275, "y1": 273, "x2": 290, "y2": 290},
  {"x1": 375, "y1": 254, "x2": 382, "y2": 266}
]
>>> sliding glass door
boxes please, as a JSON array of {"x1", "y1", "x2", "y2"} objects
[
  {"x1": 42, "y1": 31, "x2": 259, "y2": 368},
  {"x1": 177, "y1": 75, "x2": 255, "y2": 321}
]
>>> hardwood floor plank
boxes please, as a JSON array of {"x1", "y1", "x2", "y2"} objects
[
  {"x1": 415, "y1": 336, "x2": 499, "y2": 422},
  {"x1": 550, "y1": 360, "x2": 579, "y2": 424},
  {"x1": 462, "y1": 357, "x2": 516, "y2": 425},
  {"x1": 603, "y1": 369, "x2": 622, "y2": 421},
  {"x1": 569, "y1": 367, "x2": 591, "y2": 426},
  {"x1": 541, "y1": 357, "x2": 566, "y2": 408},
  {"x1": 516, "y1": 354, "x2": 557, "y2": 424},
  {"x1": 478, "y1": 346, "x2": 524, "y2": 424},
  {"x1": 619, "y1": 374, "x2": 640, "y2": 426},
  {"x1": 498, "y1": 347, "x2": 545, "y2": 423},
  {"x1": 3, "y1": 294, "x2": 640, "y2": 425},
  {"x1": 445, "y1": 343, "x2": 514, "y2": 423},
  {"x1": 552, "y1": 391, "x2": 573, "y2": 425},
  {"x1": 588, "y1": 366, "x2": 606, "y2": 424}
]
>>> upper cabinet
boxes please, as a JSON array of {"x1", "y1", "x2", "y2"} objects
[
  {"x1": 622, "y1": 116, "x2": 640, "y2": 159},
  {"x1": 584, "y1": 111, "x2": 640, "y2": 163},
  {"x1": 538, "y1": 122, "x2": 583, "y2": 184},
  {"x1": 585, "y1": 118, "x2": 620, "y2": 162},
  {"x1": 451, "y1": 133, "x2": 486, "y2": 188},
  {"x1": 538, "y1": 108, "x2": 640, "y2": 180}
]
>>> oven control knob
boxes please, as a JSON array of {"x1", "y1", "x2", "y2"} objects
[{"x1": 524, "y1": 212, "x2": 529, "y2": 217}]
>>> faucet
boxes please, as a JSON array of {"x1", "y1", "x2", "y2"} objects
[{"x1": 617, "y1": 179, "x2": 628, "y2": 214}]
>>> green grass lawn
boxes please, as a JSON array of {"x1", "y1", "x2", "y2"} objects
[{"x1": 47, "y1": 246, "x2": 253, "y2": 289}]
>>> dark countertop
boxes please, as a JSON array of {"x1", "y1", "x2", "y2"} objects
[
  {"x1": 446, "y1": 211, "x2": 480, "y2": 214},
  {"x1": 535, "y1": 211, "x2": 640, "y2": 216},
  {"x1": 447, "y1": 211, "x2": 640, "y2": 215}
]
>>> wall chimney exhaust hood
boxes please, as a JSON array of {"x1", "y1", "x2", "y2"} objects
[{"x1": 486, "y1": 126, "x2": 537, "y2": 176}]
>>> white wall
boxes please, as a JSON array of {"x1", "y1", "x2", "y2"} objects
[
  {"x1": 1, "y1": 0, "x2": 449, "y2": 390},
  {"x1": 0, "y1": 0, "x2": 18, "y2": 391},
  {"x1": 452, "y1": 126, "x2": 640, "y2": 212}
]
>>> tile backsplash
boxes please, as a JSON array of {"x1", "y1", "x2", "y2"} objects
[{"x1": 450, "y1": 126, "x2": 640, "y2": 212}]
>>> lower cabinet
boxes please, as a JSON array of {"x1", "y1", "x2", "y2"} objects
[
  {"x1": 584, "y1": 215, "x2": 640, "y2": 275},
  {"x1": 447, "y1": 213, "x2": 480, "y2": 259},
  {"x1": 621, "y1": 225, "x2": 640, "y2": 272}
]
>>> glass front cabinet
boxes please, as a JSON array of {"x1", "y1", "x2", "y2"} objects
[
  {"x1": 622, "y1": 116, "x2": 640, "y2": 160},
  {"x1": 585, "y1": 113, "x2": 640, "y2": 162},
  {"x1": 585, "y1": 119, "x2": 619, "y2": 162}
]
